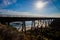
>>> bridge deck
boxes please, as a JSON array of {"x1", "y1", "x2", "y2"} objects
[{"x1": 0, "y1": 17, "x2": 60, "y2": 22}]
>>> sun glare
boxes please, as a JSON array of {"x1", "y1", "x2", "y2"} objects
[{"x1": 35, "y1": 1, "x2": 48, "y2": 10}]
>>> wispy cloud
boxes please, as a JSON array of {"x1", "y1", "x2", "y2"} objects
[
  {"x1": 0, "y1": 9, "x2": 60, "y2": 17},
  {"x1": 0, "y1": 0, "x2": 17, "y2": 8}
]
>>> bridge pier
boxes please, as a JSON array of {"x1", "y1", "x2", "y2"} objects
[
  {"x1": 37, "y1": 20, "x2": 39, "y2": 28},
  {"x1": 31, "y1": 20, "x2": 35, "y2": 30},
  {"x1": 22, "y1": 21, "x2": 26, "y2": 33}
]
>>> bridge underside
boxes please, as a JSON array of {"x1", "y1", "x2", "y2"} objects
[
  {"x1": 0, "y1": 17, "x2": 60, "y2": 33},
  {"x1": 0, "y1": 17, "x2": 60, "y2": 22}
]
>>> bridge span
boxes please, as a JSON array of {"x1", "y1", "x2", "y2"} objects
[
  {"x1": 0, "y1": 17, "x2": 60, "y2": 22},
  {"x1": 0, "y1": 17, "x2": 60, "y2": 33}
]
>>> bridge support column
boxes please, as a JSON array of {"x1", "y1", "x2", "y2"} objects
[
  {"x1": 31, "y1": 20, "x2": 35, "y2": 30},
  {"x1": 44, "y1": 20, "x2": 47, "y2": 28},
  {"x1": 41, "y1": 20, "x2": 43, "y2": 28},
  {"x1": 37, "y1": 20, "x2": 40, "y2": 28},
  {"x1": 43, "y1": 20, "x2": 44, "y2": 27},
  {"x1": 22, "y1": 21, "x2": 26, "y2": 33},
  {"x1": 39, "y1": 20, "x2": 42, "y2": 28},
  {"x1": 47, "y1": 20, "x2": 49, "y2": 27},
  {"x1": 46, "y1": 19, "x2": 53, "y2": 27}
]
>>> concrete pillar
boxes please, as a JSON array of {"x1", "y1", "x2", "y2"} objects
[
  {"x1": 43, "y1": 20, "x2": 45, "y2": 27},
  {"x1": 37, "y1": 20, "x2": 40, "y2": 28},
  {"x1": 31, "y1": 20, "x2": 35, "y2": 30},
  {"x1": 33, "y1": 20, "x2": 35, "y2": 27},
  {"x1": 37, "y1": 20, "x2": 39, "y2": 28},
  {"x1": 40, "y1": 20, "x2": 41, "y2": 28},
  {"x1": 22, "y1": 21, "x2": 26, "y2": 33},
  {"x1": 47, "y1": 19, "x2": 54, "y2": 27},
  {"x1": 46, "y1": 20, "x2": 49, "y2": 27},
  {"x1": 39, "y1": 20, "x2": 41, "y2": 28},
  {"x1": 22, "y1": 23, "x2": 24, "y2": 33},
  {"x1": 48, "y1": 19, "x2": 51, "y2": 25},
  {"x1": 41, "y1": 20, "x2": 44, "y2": 28},
  {"x1": 44, "y1": 20, "x2": 48, "y2": 28}
]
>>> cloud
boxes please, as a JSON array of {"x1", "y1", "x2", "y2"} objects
[
  {"x1": 0, "y1": 0, "x2": 17, "y2": 8},
  {"x1": 0, "y1": 9, "x2": 60, "y2": 17}
]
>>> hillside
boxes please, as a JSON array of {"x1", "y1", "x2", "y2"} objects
[
  {"x1": 0, "y1": 23, "x2": 60, "y2": 40},
  {"x1": 0, "y1": 24, "x2": 25, "y2": 40}
]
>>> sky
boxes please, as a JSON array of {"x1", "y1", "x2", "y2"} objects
[{"x1": 0, "y1": 0, "x2": 60, "y2": 17}]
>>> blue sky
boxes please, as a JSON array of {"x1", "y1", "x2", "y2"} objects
[{"x1": 0, "y1": 0, "x2": 60, "y2": 17}]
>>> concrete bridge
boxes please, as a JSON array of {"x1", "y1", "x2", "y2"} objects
[{"x1": 0, "y1": 17, "x2": 60, "y2": 33}]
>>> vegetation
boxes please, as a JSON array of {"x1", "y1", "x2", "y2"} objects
[{"x1": 0, "y1": 24, "x2": 24, "y2": 40}]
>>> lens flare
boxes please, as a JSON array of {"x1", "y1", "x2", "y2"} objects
[{"x1": 35, "y1": 1, "x2": 48, "y2": 10}]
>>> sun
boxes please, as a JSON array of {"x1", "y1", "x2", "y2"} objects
[{"x1": 35, "y1": 1, "x2": 48, "y2": 10}]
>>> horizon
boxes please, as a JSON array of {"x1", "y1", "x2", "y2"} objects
[{"x1": 0, "y1": 0, "x2": 60, "y2": 17}]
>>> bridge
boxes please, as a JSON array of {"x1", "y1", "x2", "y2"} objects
[{"x1": 0, "y1": 17, "x2": 60, "y2": 33}]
